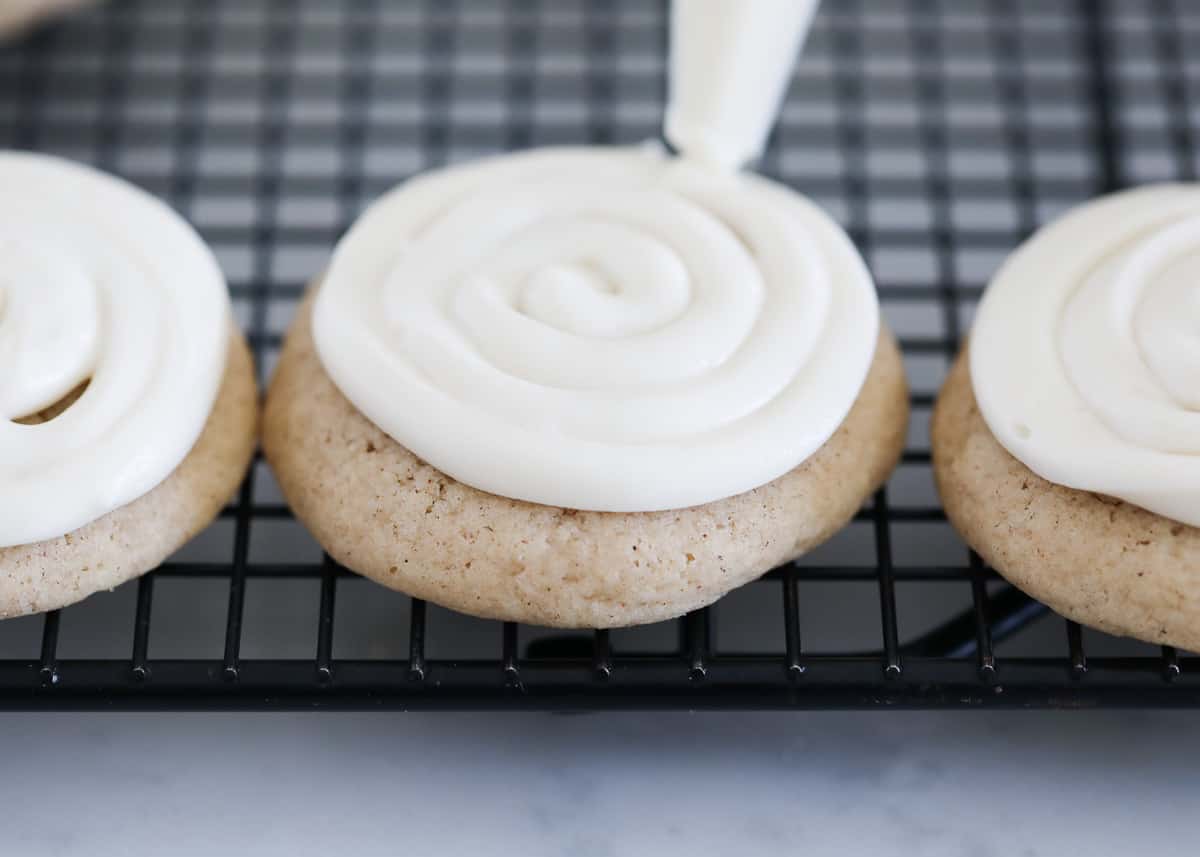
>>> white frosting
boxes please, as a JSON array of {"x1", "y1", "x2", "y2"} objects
[
  {"x1": 314, "y1": 146, "x2": 879, "y2": 512},
  {"x1": 0, "y1": 152, "x2": 230, "y2": 547},
  {"x1": 971, "y1": 185, "x2": 1200, "y2": 527},
  {"x1": 665, "y1": 0, "x2": 818, "y2": 170}
]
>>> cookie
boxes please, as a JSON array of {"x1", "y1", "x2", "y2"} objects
[
  {"x1": 933, "y1": 346, "x2": 1200, "y2": 652},
  {"x1": 0, "y1": 0, "x2": 96, "y2": 38},
  {"x1": 263, "y1": 290, "x2": 908, "y2": 628},
  {"x1": 0, "y1": 328, "x2": 258, "y2": 618}
]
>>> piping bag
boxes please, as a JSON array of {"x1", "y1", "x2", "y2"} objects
[{"x1": 664, "y1": 0, "x2": 820, "y2": 172}]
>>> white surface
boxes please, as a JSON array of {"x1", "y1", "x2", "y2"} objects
[{"x1": 2, "y1": 710, "x2": 1194, "y2": 856}]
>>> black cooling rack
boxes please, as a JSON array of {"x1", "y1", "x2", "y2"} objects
[{"x1": 1, "y1": 0, "x2": 1198, "y2": 710}]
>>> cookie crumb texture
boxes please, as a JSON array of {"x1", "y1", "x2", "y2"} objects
[
  {"x1": 264, "y1": 292, "x2": 908, "y2": 628},
  {"x1": 0, "y1": 331, "x2": 259, "y2": 618},
  {"x1": 933, "y1": 347, "x2": 1200, "y2": 651}
]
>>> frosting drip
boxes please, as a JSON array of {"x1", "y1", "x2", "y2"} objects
[
  {"x1": 0, "y1": 152, "x2": 230, "y2": 547},
  {"x1": 314, "y1": 146, "x2": 879, "y2": 512},
  {"x1": 971, "y1": 185, "x2": 1200, "y2": 526}
]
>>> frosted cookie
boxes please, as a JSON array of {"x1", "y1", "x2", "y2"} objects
[
  {"x1": 0, "y1": 0, "x2": 97, "y2": 38},
  {"x1": 0, "y1": 153, "x2": 258, "y2": 618},
  {"x1": 933, "y1": 186, "x2": 1200, "y2": 651},
  {"x1": 264, "y1": 3, "x2": 907, "y2": 627},
  {"x1": 263, "y1": 146, "x2": 908, "y2": 628},
  {"x1": 266, "y1": 291, "x2": 904, "y2": 628}
]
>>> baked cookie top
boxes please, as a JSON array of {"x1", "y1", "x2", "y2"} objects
[
  {"x1": 266, "y1": 291, "x2": 906, "y2": 628},
  {"x1": 934, "y1": 347, "x2": 1200, "y2": 651}
]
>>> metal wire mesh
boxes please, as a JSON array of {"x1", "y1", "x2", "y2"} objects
[{"x1": 0, "y1": 0, "x2": 1197, "y2": 709}]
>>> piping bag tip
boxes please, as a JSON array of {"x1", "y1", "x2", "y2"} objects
[{"x1": 663, "y1": 0, "x2": 820, "y2": 172}]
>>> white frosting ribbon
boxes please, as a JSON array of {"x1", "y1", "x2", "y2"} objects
[
  {"x1": 971, "y1": 185, "x2": 1200, "y2": 526},
  {"x1": 314, "y1": 146, "x2": 879, "y2": 512},
  {"x1": 0, "y1": 152, "x2": 230, "y2": 547}
]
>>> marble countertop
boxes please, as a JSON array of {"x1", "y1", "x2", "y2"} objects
[{"x1": 2, "y1": 709, "x2": 1191, "y2": 856}]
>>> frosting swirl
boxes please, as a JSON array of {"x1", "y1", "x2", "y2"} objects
[
  {"x1": 971, "y1": 184, "x2": 1200, "y2": 526},
  {"x1": 0, "y1": 152, "x2": 230, "y2": 547},
  {"x1": 314, "y1": 146, "x2": 879, "y2": 512}
]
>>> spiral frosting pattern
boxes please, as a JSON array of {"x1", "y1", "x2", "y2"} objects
[
  {"x1": 0, "y1": 153, "x2": 230, "y2": 546},
  {"x1": 971, "y1": 185, "x2": 1200, "y2": 526},
  {"x1": 314, "y1": 147, "x2": 880, "y2": 512}
]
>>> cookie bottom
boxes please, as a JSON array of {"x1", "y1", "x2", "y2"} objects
[
  {"x1": 0, "y1": 329, "x2": 259, "y2": 618},
  {"x1": 933, "y1": 346, "x2": 1200, "y2": 651},
  {"x1": 264, "y1": 292, "x2": 909, "y2": 629}
]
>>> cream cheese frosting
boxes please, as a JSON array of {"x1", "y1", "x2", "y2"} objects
[
  {"x1": 313, "y1": 146, "x2": 879, "y2": 512},
  {"x1": 970, "y1": 185, "x2": 1200, "y2": 527},
  {"x1": 0, "y1": 152, "x2": 230, "y2": 547}
]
